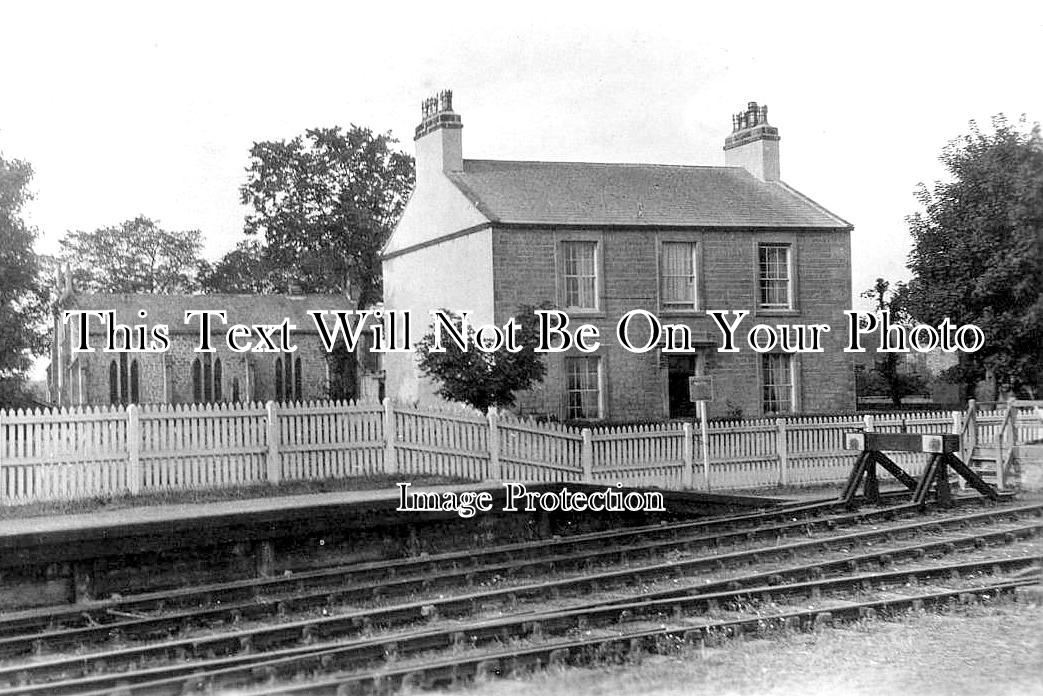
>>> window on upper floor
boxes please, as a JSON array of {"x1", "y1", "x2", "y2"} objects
[
  {"x1": 661, "y1": 241, "x2": 698, "y2": 309},
  {"x1": 761, "y1": 353, "x2": 795, "y2": 414},
  {"x1": 758, "y1": 243, "x2": 792, "y2": 309},
  {"x1": 565, "y1": 356, "x2": 601, "y2": 420},
  {"x1": 561, "y1": 241, "x2": 598, "y2": 310}
]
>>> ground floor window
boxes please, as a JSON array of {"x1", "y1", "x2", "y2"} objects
[
  {"x1": 565, "y1": 356, "x2": 601, "y2": 420},
  {"x1": 192, "y1": 355, "x2": 223, "y2": 403},
  {"x1": 762, "y1": 353, "x2": 794, "y2": 414},
  {"x1": 108, "y1": 353, "x2": 139, "y2": 405},
  {"x1": 275, "y1": 356, "x2": 303, "y2": 402}
]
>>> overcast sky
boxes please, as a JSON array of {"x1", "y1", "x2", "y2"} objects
[{"x1": 3, "y1": 0, "x2": 1040, "y2": 302}]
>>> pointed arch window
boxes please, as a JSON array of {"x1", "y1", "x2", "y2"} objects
[
  {"x1": 192, "y1": 358, "x2": 203, "y2": 402},
  {"x1": 191, "y1": 354, "x2": 222, "y2": 403},
  {"x1": 109, "y1": 361, "x2": 119, "y2": 405},
  {"x1": 275, "y1": 357, "x2": 284, "y2": 402},
  {"x1": 274, "y1": 355, "x2": 303, "y2": 402},
  {"x1": 214, "y1": 358, "x2": 223, "y2": 402},
  {"x1": 294, "y1": 357, "x2": 302, "y2": 402},
  {"x1": 109, "y1": 353, "x2": 136, "y2": 405},
  {"x1": 129, "y1": 359, "x2": 140, "y2": 404}
]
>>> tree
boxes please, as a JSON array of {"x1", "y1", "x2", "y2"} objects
[
  {"x1": 198, "y1": 239, "x2": 278, "y2": 294},
  {"x1": 859, "y1": 278, "x2": 927, "y2": 405},
  {"x1": 59, "y1": 216, "x2": 204, "y2": 293},
  {"x1": 240, "y1": 125, "x2": 414, "y2": 307},
  {"x1": 0, "y1": 154, "x2": 47, "y2": 407},
  {"x1": 415, "y1": 306, "x2": 549, "y2": 413},
  {"x1": 903, "y1": 116, "x2": 1043, "y2": 399}
]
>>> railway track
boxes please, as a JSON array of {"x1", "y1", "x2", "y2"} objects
[
  {"x1": 5, "y1": 556, "x2": 1036, "y2": 696},
  {"x1": 253, "y1": 578, "x2": 1038, "y2": 696},
  {"x1": 0, "y1": 498, "x2": 1038, "y2": 694},
  {"x1": 0, "y1": 492, "x2": 1012, "y2": 644}
]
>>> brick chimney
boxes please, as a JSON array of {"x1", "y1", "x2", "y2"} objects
[
  {"x1": 414, "y1": 89, "x2": 462, "y2": 181},
  {"x1": 723, "y1": 101, "x2": 780, "y2": 182}
]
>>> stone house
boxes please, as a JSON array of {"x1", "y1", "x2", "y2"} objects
[
  {"x1": 48, "y1": 279, "x2": 382, "y2": 407},
  {"x1": 382, "y1": 92, "x2": 855, "y2": 420}
]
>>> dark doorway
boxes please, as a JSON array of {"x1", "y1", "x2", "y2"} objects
[{"x1": 668, "y1": 354, "x2": 703, "y2": 418}]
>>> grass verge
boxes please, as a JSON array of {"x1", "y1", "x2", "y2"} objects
[{"x1": 469, "y1": 602, "x2": 1043, "y2": 696}]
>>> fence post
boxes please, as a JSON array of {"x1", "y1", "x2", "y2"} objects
[
  {"x1": 966, "y1": 398, "x2": 977, "y2": 457},
  {"x1": 698, "y1": 401, "x2": 711, "y2": 490},
  {"x1": 1008, "y1": 396, "x2": 1018, "y2": 447},
  {"x1": 0, "y1": 409, "x2": 6, "y2": 502},
  {"x1": 383, "y1": 398, "x2": 397, "y2": 475},
  {"x1": 862, "y1": 414, "x2": 875, "y2": 432},
  {"x1": 776, "y1": 417, "x2": 789, "y2": 487},
  {"x1": 487, "y1": 408, "x2": 501, "y2": 481},
  {"x1": 682, "y1": 422, "x2": 694, "y2": 489},
  {"x1": 266, "y1": 400, "x2": 281, "y2": 484},
  {"x1": 127, "y1": 404, "x2": 141, "y2": 495},
  {"x1": 581, "y1": 428, "x2": 593, "y2": 483}
]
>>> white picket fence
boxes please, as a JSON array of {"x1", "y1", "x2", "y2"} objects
[{"x1": 0, "y1": 399, "x2": 1033, "y2": 505}]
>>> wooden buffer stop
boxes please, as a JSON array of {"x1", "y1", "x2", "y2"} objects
[{"x1": 840, "y1": 432, "x2": 1000, "y2": 507}]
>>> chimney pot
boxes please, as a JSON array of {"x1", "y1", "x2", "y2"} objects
[
  {"x1": 723, "y1": 100, "x2": 780, "y2": 182},
  {"x1": 414, "y1": 88, "x2": 463, "y2": 177}
]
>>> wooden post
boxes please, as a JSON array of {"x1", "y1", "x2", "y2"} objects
[
  {"x1": 776, "y1": 417, "x2": 789, "y2": 487},
  {"x1": 0, "y1": 409, "x2": 7, "y2": 503},
  {"x1": 127, "y1": 404, "x2": 141, "y2": 495},
  {"x1": 681, "y1": 422, "x2": 694, "y2": 489},
  {"x1": 698, "y1": 401, "x2": 710, "y2": 490},
  {"x1": 266, "y1": 400, "x2": 281, "y2": 484},
  {"x1": 1008, "y1": 396, "x2": 1018, "y2": 447},
  {"x1": 966, "y1": 398, "x2": 977, "y2": 458},
  {"x1": 952, "y1": 409, "x2": 966, "y2": 492},
  {"x1": 383, "y1": 398, "x2": 397, "y2": 475},
  {"x1": 581, "y1": 428, "x2": 593, "y2": 483},
  {"x1": 487, "y1": 408, "x2": 501, "y2": 481},
  {"x1": 862, "y1": 414, "x2": 875, "y2": 432}
]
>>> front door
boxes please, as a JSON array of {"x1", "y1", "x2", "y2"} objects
[{"x1": 667, "y1": 354, "x2": 705, "y2": 418}]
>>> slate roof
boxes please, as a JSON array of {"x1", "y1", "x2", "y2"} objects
[
  {"x1": 446, "y1": 160, "x2": 850, "y2": 229},
  {"x1": 63, "y1": 293, "x2": 353, "y2": 334}
]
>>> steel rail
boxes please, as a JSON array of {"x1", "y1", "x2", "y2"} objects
[
  {"x1": 0, "y1": 494, "x2": 1016, "y2": 646},
  {"x1": 0, "y1": 499, "x2": 904, "y2": 640},
  {"x1": 16, "y1": 560, "x2": 1037, "y2": 696},
  {"x1": 2, "y1": 507, "x2": 1039, "y2": 665},
  {"x1": 250, "y1": 579, "x2": 1036, "y2": 696},
  {"x1": 0, "y1": 497, "x2": 1027, "y2": 659},
  {"x1": 0, "y1": 490, "x2": 963, "y2": 640},
  {"x1": 0, "y1": 504, "x2": 1037, "y2": 692}
]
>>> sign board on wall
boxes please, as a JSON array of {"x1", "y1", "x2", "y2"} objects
[{"x1": 688, "y1": 375, "x2": 714, "y2": 402}]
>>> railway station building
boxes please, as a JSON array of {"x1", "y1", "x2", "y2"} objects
[{"x1": 384, "y1": 92, "x2": 856, "y2": 421}]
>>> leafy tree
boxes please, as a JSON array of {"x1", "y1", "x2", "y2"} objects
[
  {"x1": 198, "y1": 239, "x2": 278, "y2": 294},
  {"x1": 415, "y1": 306, "x2": 549, "y2": 413},
  {"x1": 59, "y1": 216, "x2": 204, "y2": 293},
  {"x1": 240, "y1": 125, "x2": 414, "y2": 307},
  {"x1": 0, "y1": 154, "x2": 47, "y2": 407},
  {"x1": 859, "y1": 278, "x2": 928, "y2": 405},
  {"x1": 903, "y1": 116, "x2": 1043, "y2": 399}
]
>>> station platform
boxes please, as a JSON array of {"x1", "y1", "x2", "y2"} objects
[{"x1": 0, "y1": 482, "x2": 781, "y2": 570}]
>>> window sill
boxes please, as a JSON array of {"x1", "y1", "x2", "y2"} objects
[
  {"x1": 754, "y1": 308, "x2": 801, "y2": 318},
  {"x1": 562, "y1": 309, "x2": 606, "y2": 320}
]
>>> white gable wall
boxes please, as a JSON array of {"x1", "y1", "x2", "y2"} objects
[{"x1": 382, "y1": 226, "x2": 495, "y2": 404}]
